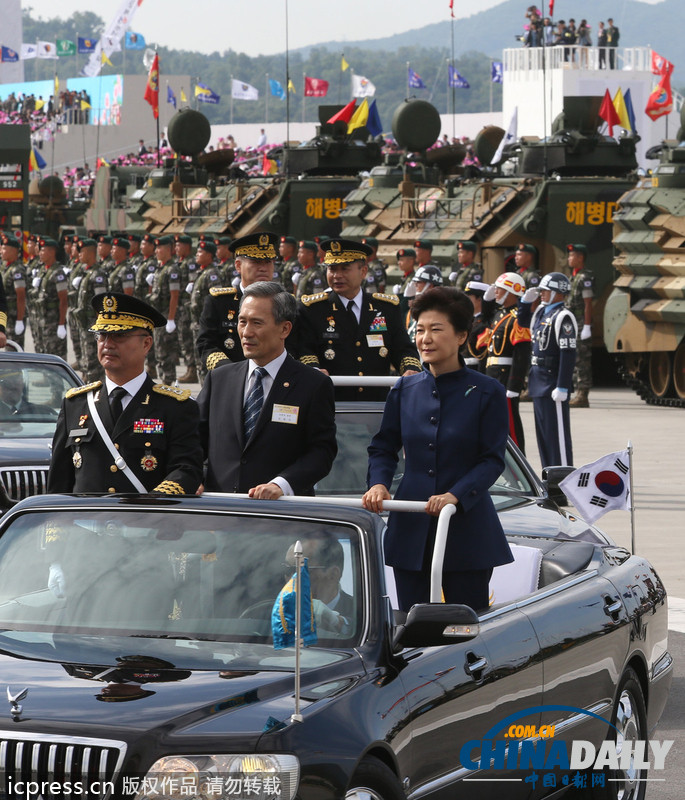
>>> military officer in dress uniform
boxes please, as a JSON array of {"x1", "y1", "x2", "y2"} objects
[
  {"x1": 297, "y1": 238, "x2": 422, "y2": 401},
  {"x1": 47, "y1": 292, "x2": 203, "y2": 495},
  {"x1": 196, "y1": 232, "x2": 280, "y2": 372},
  {"x1": 566, "y1": 243, "x2": 594, "y2": 408},
  {"x1": 451, "y1": 241, "x2": 484, "y2": 291},
  {"x1": 463, "y1": 280, "x2": 495, "y2": 373},
  {"x1": 529, "y1": 272, "x2": 577, "y2": 467}
]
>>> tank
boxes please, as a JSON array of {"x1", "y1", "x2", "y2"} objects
[{"x1": 604, "y1": 102, "x2": 685, "y2": 405}]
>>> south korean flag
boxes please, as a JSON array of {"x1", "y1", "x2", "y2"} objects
[{"x1": 560, "y1": 450, "x2": 631, "y2": 524}]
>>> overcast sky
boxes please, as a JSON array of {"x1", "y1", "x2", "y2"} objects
[{"x1": 21, "y1": 0, "x2": 664, "y2": 56}]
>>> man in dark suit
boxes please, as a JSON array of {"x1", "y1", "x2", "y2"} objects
[
  {"x1": 197, "y1": 281, "x2": 337, "y2": 498},
  {"x1": 48, "y1": 293, "x2": 203, "y2": 495}
]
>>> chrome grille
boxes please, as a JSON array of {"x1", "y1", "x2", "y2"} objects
[
  {"x1": 0, "y1": 731, "x2": 126, "y2": 798},
  {"x1": 0, "y1": 467, "x2": 49, "y2": 500}
]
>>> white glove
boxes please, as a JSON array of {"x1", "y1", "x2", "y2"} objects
[
  {"x1": 185, "y1": 282, "x2": 194, "y2": 295},
  {"x1": 48, "y1": 563, "x2": 66, "y2": 598},
  {"x1": 392, "y1": 284, "x2": 402, "y2": 295},
  {"x1": 551, "y1": 387, "x2": 568, "y2": 403},
  {"x1": 581, "y1": 324, "x2": 592, "y2": 340},
  {"x1": 72, "y1": 275, "x2": 83, "y2": 289},
  {"x1": 165, "y1": 319, "x2": 176, "y2": 334},
  {"x1": 145, "y1": 273, "x2": 155, "y2": 286},
  {"x1": 506, "y1": 390, "x2": 519, "y2": 398},
  {"x1": 312, "y1": 598, "x2": 344, "y2": 634},
  {"x1": 404, "y1": 281, "x2": 417, "y2": 298},
  {"x1": 483, "y1": 284, "x2": 497, "y2": 302},
  {"x1": 14, "y1": 320, "x2": 25, "y2": 336},
  {"x1": 449, "y1": 271, "x2": 459, "y2": 283},
  {"x1": 522, "y1": 287, "x2": 540, "y2": 303},
  {"x1": 291, "y1": 272, "x2": 301, "y2": 286},
  {"x1": 32, "y1": 276, "x2": 41, "y2": 289},
  {"x1": 57, "y1": 324, "x2": 67, "y2": 339}
]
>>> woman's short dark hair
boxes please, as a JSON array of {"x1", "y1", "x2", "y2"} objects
[{"x1": 410, "y1": 287, "x2": 474, "y2": 334}]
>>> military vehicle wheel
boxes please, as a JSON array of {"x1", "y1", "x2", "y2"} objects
[
  {"x1": 672, "y1": 343, "x2": 685, "y2": 399},
  {"x1": 648, "y1": 352, "x2": 672, "y2": 398}
]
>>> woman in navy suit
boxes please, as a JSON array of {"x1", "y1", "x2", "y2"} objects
[{"x1": 363, "y1": 287, "x2": 513, "y2": 612}]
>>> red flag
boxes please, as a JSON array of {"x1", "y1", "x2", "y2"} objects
[
  {"x1": 144, "y1": 53, "x2": 159, "y2": 119},
  {"x1": 449, "y1": 0, "x2": 454, "y2": 18},
  {"x1": 651, "y1": 50, "x2": 674, "y2": 77},
  {"x1": 645, "y1": 72, "x2": 673, "y2": 121},
  {"x1": 549, "y1": 0, "x2": 554, "y2": 15},
  {"x1": 326, "y1": 99, "x2": 357, "y2": 125},
  {"x1": 599, "y1": 89, "x2": 621, "y2": 136},
  {"x1": 304, "y1": 76, "x2": 329, "y2": 98}
]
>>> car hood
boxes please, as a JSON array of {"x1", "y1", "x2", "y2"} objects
[{"x1": 0, "y1": 436, "x2": 51, "y2": 464}]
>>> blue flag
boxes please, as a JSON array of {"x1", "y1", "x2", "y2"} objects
[
  {"x1": 1, "y1": 46, "x2": 19, "y2": 63},
  {"x1": 77, "y1": 37, "x2": 96, "y2": 54},
  {"x1": 367, "y1": 99, "x2": 383, "y2": 137},
  {"x1": 195, "y1": 82, "x2": 220, "y2": 105},
  {"x1": 271, "y1": 558, "x2": 317, "y2": 650},
  {"x1": 624, "y1": 89, "x2": 637, "y2": 134},
  {"x1": 408, "y1": 67, "x2": 426, "y2": 90},
  {"x1": 448, "y1": 66, "x2": 470, "y2": 89},
  {"x1": 125, "y1": 31, "x2": 146, "y2": 50},
  {"x1": 167, "y1": 85, "x2": 177, "y2": 109},
  {"x1": 269, "y1": 78, "x2": 286, "y2": 100},
  {"x1": 32, "y1": 148, "x2": 47, "y2": 170},
  {"x1": 491, "y1": 61, "x2": 503, "y2": 84}
]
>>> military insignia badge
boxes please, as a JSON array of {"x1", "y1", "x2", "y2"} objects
[
  {"x1": 141, "y1": 454, "x2": 158, "y2": 472},
  {"x1": 331, "y1": 241, "x2": 341, "y2": 253},
  {"x1": 78, "y1": 415, "x2": 88, "y2": 427},
  {"x1": 103, "y1": 295, "x2": 117, "y2": 314},
  {"x1": 134, "y1": 419, "x2": 164, "y2": 434},
  {"x1": 72, "y1": 451, "x2": 82, "y2": 469},
  {"x1": 225, "y1": 338, "x2": 235, "y2": 349},
  {"x1": 324, "y1": 349, "x2": 336, "y2": 360},
  {"x1": 259, "y1": 234, "x2": 269, "y2": 247},
  {"x1": 379, "y1": 346, "x2": 389, "y2": 358}
]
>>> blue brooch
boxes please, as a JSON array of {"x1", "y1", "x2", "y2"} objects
[{"x1": 465, "y1": 385, "x2": 477, "y2": 397}]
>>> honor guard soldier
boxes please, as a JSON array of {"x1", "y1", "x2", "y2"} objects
[
  {"x1": 361, "y1": 237, "x2": 387, "y2": 293},
  {"x1": 108, "y1": 237, "x2": 135, "y2": 295},
  {"x1": 463, "y1": 280, "x2": 495, "y2": 372},
  {"x1": 1, "y1": 234, "x2": 26, "y2": 349},
  {"x1": 566, "y1": 243, "x2": 594, "y2": 407},
  {"x1": 451, "y1": 241, "x2": 483, "y2": 291},
  {"x1": 35, "y1": 238, "x2": 68, "y2": 359},
  {"x1": 297, "y1": 237, "x2": 422, "y2": 401},
  {"x1": 48, "y1": 292, "x2": 203, "y2": 495},
  {"x1": 406, "y1": 266, "x2": 444, "y2": 342},
  {"x1": 74, "y1": 239, "x2": 109, "y2": 382},
  {"x1": 294, "y1": 240, "x2": 326, "y2": 299},
  {"x1": 529, "y1": 272, "x2": 577, "y2": 467},
  {"x1": 514, "y1": 243, "x2": 542, "y2": 289},
  {"x1": 479, "y1": 272, "x2": 536, "y2": 452},
  {"x1": 196, "y1": 232, "x2": 280, "y2": 372}
]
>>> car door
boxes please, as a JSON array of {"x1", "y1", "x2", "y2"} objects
[{"x1": 397, "y1": 606, "x2": 542, "y2": 799}]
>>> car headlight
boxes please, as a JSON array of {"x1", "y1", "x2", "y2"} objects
[{"x1": 134, "y1": 754, "x2": 299, "y2": 800}]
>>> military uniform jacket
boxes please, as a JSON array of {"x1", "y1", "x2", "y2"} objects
[
  {"x1": 453, "y1": 262, "x2": 483, "y2": 291},
  {"x1": 135, "y1": 257, "x2": 158, "y2": 301},
  {"x1": 47, "y1": 376, "x2": 203, "y2": 495},
  {"x1": 196, "y1": 286, "x2": 244, "y2": 371},
  {"x1": 297, "y1": 289, "x2": 422, "y2": 401},
  {"x1": 197, "y1": 355, "x2": 337, "y2": 495},
  {"x1": 108, "y1": 259, "x2": 136, "y2": 294},
  {"x1": 364, "y1": 259, "x2": 387, "y2": 293},
  {"x1": 1, "y1": 260, "x2": 25, "y2": 323},
  {"x1": 528, "y1": 302, "x2": 577, "y2": 397},
  {"x1": 518, "y1": 267, "x2": 541, "y2": 289},
  {"x1": 36, "y1": 264, "x2": 68, "y2": 322},
  {"x1": 190, "y1": 265, "x2": 224, "y2": 326},
  {"x1": 76, "y1": 266, "x2": 108, "y2": 327},
  {"x1": 567, "y1": 268, "x2": 595, "y2": 323},
  {"x1": 481, "y1": 303, "x2": 533, "y2": 394}
]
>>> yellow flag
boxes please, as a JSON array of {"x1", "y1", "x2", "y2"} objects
[
  {"x1": 347, "y1": 98, "x2": 369, "y2": 133},
  {"x1": 612, "y1": 88, "x2": 631, "y2": 131},
  {"x1": 35, "y1": 99, "x2": 45, "y2": 112},
  {"x1": 54, "y1": 74, "x2": 59, "y2": 97},
  {"x1": 101, "y1": 50, "x2": 113, "y2": 67},
  {"x1": 80, "y1": 99, "x2": 91, "y2": 110},
  {"x1": 341, "y1": 55, "x2": 350, "y2": 72},
  {"x1": 287, "y1": 78, "x2": 296, "y2": 93},
  {"x1": 180, "y1": 88, "x2": 187, "y2": 103}
]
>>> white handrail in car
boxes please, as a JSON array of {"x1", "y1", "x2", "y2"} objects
[
  {"x1": 202, "y1": 493, "x2": 456, "y2": 603},
  {"x1": 329, "y1": 375, "x2": 399, "y2": 386}
]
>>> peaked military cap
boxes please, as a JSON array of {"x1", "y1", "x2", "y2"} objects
[
  {"x1": 90, "y1": 292, "x2": 166, "y2": 332},
  {"x1": 321, "y1": 237, "x2": 373, "y2": 265},
  {"x1": 231, "y1": 232, "x2": 279, "y2": 260}
]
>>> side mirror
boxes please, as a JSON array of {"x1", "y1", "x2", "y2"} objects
[
  {"x1": 542, "y1": 465, "x2": 575, "y2": 506},
  {"x1": 392, "y1": 603, "x2": 479, "y2": 651}
]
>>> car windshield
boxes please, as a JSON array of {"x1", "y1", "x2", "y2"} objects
[
  {"x1": 0, "y1": 362, "x2": 78, "y2": 438},
  {"x1": 0, "y1": 509, "x2": 364, "y2": 653}
]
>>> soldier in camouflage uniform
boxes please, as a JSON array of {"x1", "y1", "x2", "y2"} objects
[
  {"x1": 361, "y1": 236, "x2": 387, "y2": 293},
  {"x1": 1, "y1": 234, "x2": 27, "y2": 349},
  {"x1": 281, "y1": 237, "x2": 304, "y2": 294},
  {"x1": 108, "y1": 237, "x2": 136, "y2": 296},
  {"x1": 565, "y1": 243, "x2": 594, "y2": 407},
  {"x1": 514, "y1": 243, "x2": 542, "y2": 289},
  {"x1": 149, "y1": 236, "x2": 181, "y2": 385},
  {"x1": 127, "y1": 233, "x2": 144, "y2": 269},
  {"x1": 295, "y1": 240, "x2": 326, "y2": 299},
  {"x1": 189, "y1": 240, "x2": 223, "y2": 383},
  {"x1": 216, "y1": 237, "x2": 239, "y2": 287},
  {"x1": 35, "y1": 238, "x2": 69, "y2": 359},
  {"x1": 64, "y1": 235, "x2": 84, "y2": 369},
  {"x1": 134, "y1": 233, "x2": 159, "y2": 378},
  {"x1": 395, "y1": 248, "x2": 417, "y2": 318},
  {"x1": 74, "y1": 239, "x2": 108, "y2": 382},
  {"x1": 25, "y1": 235, "x2": 43, "y2": 352},
  {"x1": 452, "y1": 241, "x2": 484, "y2": 291},
  {"x1": 96, "y1": 235, "x2": 115, "y2": 275},
  {"x1": 174, "y1": 234, "x2": 198, "y2": 383},
  {"x1": 278, "y1": 235, "x2": 299, "y2": 292}
]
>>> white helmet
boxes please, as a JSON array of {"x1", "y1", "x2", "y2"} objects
[{"x1": 494, "y1": 272, "x2": 525, "y2": 303}]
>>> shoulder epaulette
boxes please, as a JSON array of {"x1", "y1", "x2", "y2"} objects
[
  {"x1": 372, "y1": 292, "x2": 400, "y2": 306},
  {"x1": 209, "y1": 287, "x2": 238, "y2": 297},
  {"x1": 66, "y1": 380, "x2": 102, "y2": 398},
  {"x1": 153, "y1": 384, "x2": 192, "y2": 401},
  {"x1": 301, "y1": 291, "x2": 329, "y2": 307}
]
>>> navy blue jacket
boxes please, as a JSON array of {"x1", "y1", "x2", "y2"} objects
[
  {"x1": 528, "y1": 302, "x2": 577, "y2": 397},
  {"x1": 367, "y1": 365, "x2": 513, "y2": 572}
]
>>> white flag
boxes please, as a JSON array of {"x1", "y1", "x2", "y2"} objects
[
  {"x1": 232, "y1": 79, "x2": 259, "y2": 100},
  {"x1": 352, "y1": 74, "x2": 376, "y2": 98},
  {"x1": 21, "y1": 43, "x2": 37, "y2": 60},
  {"x1": 82, "y1": 0, "x2": 143, "y2": 77},
  {"x1": 491, "y1": 106, "x2": 518, "y2": 165},
  {"x1": 559, "y1": 449, "x2": 631, "y2": 524},
  {"x1": 37, "y1": 41, "x2": 58, "y2": 59},
  {"x1": 102, "y1": 36, "x2": 122, "y2": 53}
]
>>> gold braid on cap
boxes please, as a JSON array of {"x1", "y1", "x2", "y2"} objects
[
  {"x1": 323, "y1": 249, "x2": 369, "y2": 265},
  {"x1": 90, "y1": 312, "x2": 155, "y2": 332},
  {"x1": 235, "y1": 237, "x2": 277, "y2": 260}
]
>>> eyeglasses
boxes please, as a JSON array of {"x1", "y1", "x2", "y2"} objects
[{"x1": 93, "y1": 331, "x2": 151, "y2": 343}]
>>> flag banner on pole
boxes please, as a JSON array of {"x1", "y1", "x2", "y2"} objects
[
  {"x1": 651, "y1": 50, "x2": 674, "y2": 77},
  {"x1": 269, "y1": 78, "x2": 286, "y2": 100},
  {"x1": 196, "y1": 82, "x2": 220, "y2": 104},
  {"x1": 101, "y1": 51, "x2": 113, "y2": 67},
  {"x1": 645, "y1": 72, "x2": 674, "y2": 121},
  {"x1": 231, "y1": 79, "x2": 259, "y2": 100},
  {"x1": 180, "y1": 88, "x2": 187, "y2": 103},
  {"x1": 287, "y1": 78, "x2": 296, "y2": 93},
  {"x1": 56, "y1": 39, "x2": 76, "y2": 56},
  {"x1": 37, "y1": 41, "x2": 58, "y2": 59},
  {"x1": 449, "y1": 0, "x2": 454, "y2": 18},
  {"x1": 549, "y1": 0, "x2": 554, "y2": 15},
  {"x1": 1, "y1": 47, "x2": 19, "y2": 63},
  {"x1": 144, "y1": 52, "x2": 159, "y2": 118},
  {"x1": 491, "y1": 61, "x2": 504, "y2": 83},
  {"x1": 327, "y1": 99, "x2": 356, "y2": 124},
  {"x1": 21, "y1": 44, "x2": 37, "y2": 60},
  {"x1": 82, "y1": 0, "x2": 145, "y2": 77},
  {"x1": 125, "y1": 31, "x2": 146, "y2": 50},
  {"x1": 623, "y1": 89, "x2": 637, "y2": 133},
  {"x1": 103, "y1": 36, "x2": 122, "y2": 53},
  {"x1": 29, "y1": 148, "x2": 47, "y2": 172},
  {"x1": 341, "y1": 55, "x2": 350, "y2": 72},
  {"x1": 599, "y1": 88, "x2": 621, "y2": 135},
  {"x1": 408, "y1": 67, "x2": 426, "y2": 89},
  {"x1": 367, "y1": 99, "x2": 383, "y2": 136},
  {"x1": 78, "y1": 37, "x2": 96, "y2": 54},
  {"x1": 612, "y1": 89, "x2": 632, "y2": 132},
  {"x1": 347, "y1": 98, "x2": 369, "y2": 133},
  {"x1": 491, "y1": 106, "x2": 518, "y2": 164},
  {"x1": 167, "y1": 85, "x2": 176, "y2": 109},
  {"x1": 271, "y1": 558, "x2": 317, "y2": 650},
  {"x1": 559, "y1": 449, "x2": 631, "y2": 524},
  {"x1": 352, "y1": 74, "x2": 376, "y2": 98},
  {"x1": 448, "y1": 65, "x2": 470, "y2": 88},
  {"x1": 304, "y1": 77, "x2": 329, "y2": 97}
]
